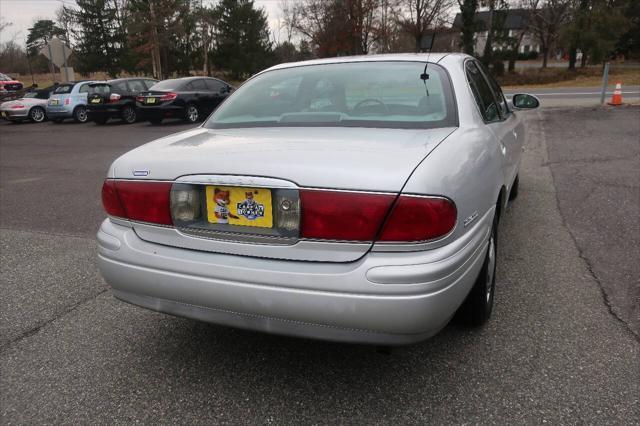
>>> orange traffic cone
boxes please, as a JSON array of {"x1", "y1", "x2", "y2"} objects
[{"x1": 608, "y1": 82, "x2": 623, "y2": 106}]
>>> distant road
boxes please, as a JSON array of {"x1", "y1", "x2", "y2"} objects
[{"x1": 504, "y1": 85, "x2": 640, "y2": 107}]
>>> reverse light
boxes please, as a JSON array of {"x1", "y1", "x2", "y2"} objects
[
  {"x1": 160, "y1": 92, "x2": 177, "y2": 101},
  {"x1": 101, "y1": 180, "x2": 172, "y2": 225},
  {"x1": 170, "y1": 185, "x2": 201, "y2": 222}
]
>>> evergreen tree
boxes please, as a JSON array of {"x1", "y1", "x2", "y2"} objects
[
  {"x1": 26, "y1": 20, "x2": 66, "y2": 56},
  {"x1": 214, "y1": 0, "x2": 273, "y2": 79},
  {"x1": 70, "y1": 0, "x2": 127, "y2": 76}
]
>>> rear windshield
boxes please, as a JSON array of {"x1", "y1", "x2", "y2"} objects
[
  {"x1": 53, "y1": 84, "x2": 73, "y2": 94},
  {"x1": 205, "y1": 61, "x2": 457, "y2": 129},
  {"x1": 149, "y1": 79, "x2": 184, "y2": 91}
]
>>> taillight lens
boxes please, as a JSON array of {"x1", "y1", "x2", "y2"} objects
[
  {"x1": 64, "y1": 98, "x2": 71, "y2": 105},
  {"x1": 379, "y1": 196, "x2": 456, "y2": 242},
  {"x1": 136, "y1": 95, "x2": 144, "y2": 102},
  {"x1": 109, "y1": 93, "x2": 121, "y2": 103},
  {"x1": 160, "y1": 92, "x2": 177, "y2": 101},
  {"x1": 101, "y1": 180, "x2": 172, "y2": 226},
  {"x1": 170, "y1": 185, "x2": 201, "y2": 222},
  {"x1": 300, "y1": 190, "x2": 395, "y2": 241},
  {"x1": 11, "y1": 104, "x2": 25, "y2": 109}
]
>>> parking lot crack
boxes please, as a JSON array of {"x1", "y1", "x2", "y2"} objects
[{"x1": 0, "y1": 288, "x2": 108, "y2": 353}]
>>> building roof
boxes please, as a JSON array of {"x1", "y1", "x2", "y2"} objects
[{"x1": 452, "y1": 9, "x2": 530, "y2": 31}]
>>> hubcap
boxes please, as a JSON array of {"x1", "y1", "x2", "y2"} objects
[
  {"x1": 486, "y1": 234, "x2": 496, "y2": 303},
  {"x1": 187, "y1": 106, "x2": 198, "y2": 122},
  {"x1": 123, "y1": 107, "x2": 135, "y2": 122},
  {"x1": 31, "y1": 108, "x2": 44, "y2": 122},
  {"x1": 77, "y1": 108, "x2": 87, "y2": 122}
]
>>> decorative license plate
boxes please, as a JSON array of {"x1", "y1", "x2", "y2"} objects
[
  {"x1": 146, "y1": 97, "x2": 156, "y2": 104},
  {"x1": 205, "y1": 186, "x2": 273, "y2": 228},
  {"x1": 90, "y1": 98, "x2": 101, "y2": 104}
]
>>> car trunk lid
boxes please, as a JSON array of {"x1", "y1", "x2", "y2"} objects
[{"x1": 110, "y1": 126, "x2": 456, "y2": 261}]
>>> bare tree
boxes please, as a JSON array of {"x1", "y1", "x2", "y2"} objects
[
  {"x1": 525, "y1": 0, "x2": 572, "y2": 67},
  {"x1": 396, "y1": 0, "x2": 454, "y2": 52}
]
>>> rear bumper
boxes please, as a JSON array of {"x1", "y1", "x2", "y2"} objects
[
  {"x1": 87, "y1": 106, "x2": 122, "y2": 120},
  {"x1": 97, "y1": 212, "x2": 491, "y2": 345},
  {"x1": 137, "y1": 104, "x2": 184, "y2": 119}
]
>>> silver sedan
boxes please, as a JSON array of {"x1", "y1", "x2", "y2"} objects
[{"x1": 97, "y1": 53, "x2": 539, "y2": 345}]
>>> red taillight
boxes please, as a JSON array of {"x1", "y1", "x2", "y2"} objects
[
  {"x1": 379, "y1": 196, "x2": 456, "y2": 242},
  {"x1": 136, "y1": 95, "x2": 144, "y2": 102},
  {"x1": 64, "y1": 98, "x2": 71, "y2": 105},
  {"x1": 101, "y1": 180, "x2": 172, "y2": 226},
  {"x1": 109, "y1": 93, "x2": 121, "y2": 103},
  {"x1": 160, "y1": 92, "x2": 177, "y2": 101},
  {"x1": 11, "y1": 104, "x2": 25, "y2": 109},
  {"x1": 300, "y1": 190, "x2": 395, "y2": 241}
]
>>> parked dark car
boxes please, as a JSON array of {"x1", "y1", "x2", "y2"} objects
[
  {"x1": 87, "y1": 78, "x2": 158, "y2": 124},
  {"x1": 136, "y1": 77, "x2": 232, "y2": 124}
]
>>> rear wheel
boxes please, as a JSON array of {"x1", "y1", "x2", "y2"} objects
[
  {"x1": 457, "y1": 213, "x2": 498, "y2": 326},
  {"x1": 509, "y1": 174, "x2": 519, "y2": 201},
  {"x1": 121, "y1": 105, "x2": 137, "y2": 124},
  {"x1": 29, "y1": 106, "x2": 46, "y2": 123},
  {"x1": 184, "y1": 104, "x2": 200, "y2": 123},
  {"x1": 73, "y1": 106, "x2": 88, "y2": 123}
]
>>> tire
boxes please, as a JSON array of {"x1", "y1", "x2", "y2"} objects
[
  {"x1": 509, "y1": 174, "x2": 519, "y2": 201},
  {"x1": 29, "y1": 106, "x2": 46, "y2": 123},
  {"x1": 457, "y1": 213, "x2": 498, "y2": 326},
  {"x1": 93, "y1": 117, "x2": 109, "y2": 125},
  {"x1": 184, "y1": 104, "x2": 200, "y2": 123},
  {"x1": 149, "y1": 117, "x2": 163, "y2": 125},
  {"x1": 121, "y1": 105, "x2": 137, "y2": 124},
  {"x1": 73, "y1": 106, "x2": 88, "y2": 123}
]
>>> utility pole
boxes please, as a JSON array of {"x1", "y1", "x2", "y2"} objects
[{"x1": 149, "y1": 0, "x2": 162, "y2": 79}]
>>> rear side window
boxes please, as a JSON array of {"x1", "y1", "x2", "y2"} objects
[
  {"x1": 149, "y1": 79, "x2": 183, "y2": 91},
  {"x1": 189, "y1": 79, "x2": 207, "y2": 90},
  {"x1": 205, "y1": 79, "x2": 225, "y2": 92},
  {"x1": 112, "y1": 82, "x2": 128, "y2": 92},
  {"x1": 53, "y1": 84, "x2": 73, "y2": 94},
  {"x1": 465, "y1": 61, "x2": 500, "y2": 122},
  {"x1": 79, "y1": 84, "x2": 91, "y2": 93},
  {"x1": 127, "y1": 80, "x2": 146, "y2": 92},
  {"x1": 90, "y1": 84, "x2": 111, "y2": 95}
]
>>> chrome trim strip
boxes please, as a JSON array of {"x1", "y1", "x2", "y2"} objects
[{"x1": 175, "y1": 174, "x2": 299, "y2": 189}]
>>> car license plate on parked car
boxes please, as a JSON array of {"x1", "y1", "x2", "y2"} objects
[
  {"x1": 90, "y1": 98, "x2": 101, "y2": 104},
  {"x1": 1, "y1": 111, "x2": 6, "y2": 118},
  {"x1": 205, "y1": 186, "x2": 273, "y2": 228},
  {"x1": 51, "y1": 99, "x2": 59, "y2": 105},
  {"x1": 146, "y1": 98, "x2": 156, "y2": 104}
]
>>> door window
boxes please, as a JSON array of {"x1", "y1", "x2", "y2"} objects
[
  {"x1": 476, "y1": 62, "x2": 509, "y2": 117},
  {"x1": 79, "y1": 84, "x2": 91, "y2": 93},
  {"x1": 465, "y1": 61, "x2": 500, "y2": 122}
]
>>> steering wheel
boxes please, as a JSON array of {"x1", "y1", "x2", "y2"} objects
[{"x1": 352, "y1": 98, "x2": 389, "y2": 114}]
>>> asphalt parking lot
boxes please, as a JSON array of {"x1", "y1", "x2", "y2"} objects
[{"x1": 1, "y1": 110, "x2": 639, "y2": 424}]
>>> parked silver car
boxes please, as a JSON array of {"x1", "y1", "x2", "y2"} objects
[
  {"x1": 46, "y1": 81, "x2": 103, "y2": 123},
  {"x1": 0, "y1": 86, "x2": 55, "y2": 123},
  {"x1": 97, "y1": 54, "x2": 539, "y2": 345}
]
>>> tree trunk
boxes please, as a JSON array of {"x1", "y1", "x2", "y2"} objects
[
  {"x1": 542, "y1": 47, "x2": 549, "y2": 68},
  {"x1": 580, "y1": 52, "x2": 587, "y2": 67},
  {"x1": 568, "y1": 45, "x2": 577, "y2": 70}
]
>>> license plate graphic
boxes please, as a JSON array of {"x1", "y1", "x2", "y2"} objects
[{"x1": 205, "y1": 186, "x2": 273, "y2": 228}]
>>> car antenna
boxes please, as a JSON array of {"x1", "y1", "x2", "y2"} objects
[{"x1": 420, "y1": 33, "x2": 436, "y2": 96}]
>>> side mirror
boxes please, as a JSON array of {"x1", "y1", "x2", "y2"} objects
[{"x1": 512, "y1": 93, "x2": 540, "y2": 110}]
